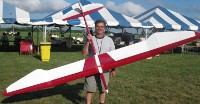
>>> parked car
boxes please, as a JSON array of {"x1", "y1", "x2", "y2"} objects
[
  {"x1": 72, "y1": 36, "x2": 84, "y2": 44},
  {"x1": 72, "y1": 33, "x2": 85, "y2": 44},
  {"x1": 49, "y1": 38, "x2": 73, "y2": 48}
]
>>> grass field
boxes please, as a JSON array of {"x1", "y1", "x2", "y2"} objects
[{"x1": 0, "y1": 36, "x2": 200, "y2": 103}]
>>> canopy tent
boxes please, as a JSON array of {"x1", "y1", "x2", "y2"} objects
[
  {"x1": 43, "y1": 0, "x2": 144, "y2": 28},
  {"x1": 0, "y1": 0, "x2": 52, "y2": 52},
  {"x1": 0, "y1": 0, "x2": 48, "y2": 25},
  {"x1": 134, "y1": 6, "x2": 200, "y2": 31},
  {"x1": 0, "y1": 0, "x2": 53, "y2": 43},
  {"x1": 0, "y1": 0, "x2": 31, "y2": 24}
]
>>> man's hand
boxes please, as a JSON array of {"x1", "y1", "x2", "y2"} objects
[
  {"x1": 82, "y1": 34, "x2": 92, "y2": 57},
  {"x1": 87, "y1": 34, "x2": 93, "y2": 41}
]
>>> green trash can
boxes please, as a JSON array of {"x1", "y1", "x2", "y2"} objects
[{"x1": 40, "y1": 42, "x2": 51, "y2": 61}]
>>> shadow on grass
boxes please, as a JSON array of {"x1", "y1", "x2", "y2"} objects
[
  {"x1": 32, "y1": 54, "x2": 41, "y2": 61},
  {"x1": 0, "y1": 44, "x2": 83, "y2": 53},
  {"x1": 1, "y1": 83, "x2": 85, "y2": 104},
  {"x1": 0, "y1": 45, "x2": 19, "y2": 52}
]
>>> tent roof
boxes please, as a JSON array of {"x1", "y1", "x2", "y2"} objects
[
  {"x1": 0, "y1": 0, "x2": 30, "y2": 24},
  {"x1": 43, "y1": 0, "x2": 144, "y2": 28},
  {"x1": 0, "y1": 0, "x2": 46, "y2": 25},
  {"x1": 134, "y1": 6, "x2": 200, "y2": 30}
]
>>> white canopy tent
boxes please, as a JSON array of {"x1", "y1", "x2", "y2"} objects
[
  {"x1": 43, "y1": 0, "x2": 145, "y2": 28},
  {"x1": 134, "y1": 6, "x2": 200, "y2": 31}
]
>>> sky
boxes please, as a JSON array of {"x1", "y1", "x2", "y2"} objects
[{"x1": 3, "y1": 0, "x2": 200, "y2": 20}]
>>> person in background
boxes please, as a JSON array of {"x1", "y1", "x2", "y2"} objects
[
  {"x1": 14, "y1": 32, "x2": 22, "y2": 49},
  {"x1": 25, "y1": 32, "x2": 33, "y2": 42},
  {"x1": 1, "y1": 32, "x2": 9, "y2": 48},
  {"x1": 82, "y1": 19, "x2": 117, "y2": 104},
  {"x1": 25, "y1": 32, "x2": 35, "y2": 53},
  {"x1": 1, "y1": 32, "x2": 8, "y2": 41}
]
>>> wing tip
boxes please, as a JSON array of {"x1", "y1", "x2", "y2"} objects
[{"x1": 2, "y1": 90, "x2": 9, "y2": 96}]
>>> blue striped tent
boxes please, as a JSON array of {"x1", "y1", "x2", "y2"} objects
[
  {"x1": 44, "y1": 0, "x2": 143, "y2": 28},
  {"x1": 134, "y1": 6, "x2": 200, "y2": 30}
]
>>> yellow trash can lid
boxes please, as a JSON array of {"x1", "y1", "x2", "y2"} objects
[{"x1": 40, "y1": 42, "x2": 51, "y2": 45}]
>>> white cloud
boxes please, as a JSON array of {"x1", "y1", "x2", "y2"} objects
[
  {"x1": 4, "y1": 0, "x2": 70, "y2": 13},
  {"x1": 105, "y1": 1, "x2": 146, "y2": 16}
]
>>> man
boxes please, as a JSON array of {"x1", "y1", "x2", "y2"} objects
[
  {"x1": 82, "y1": 19, "x2": 116, "y2": 104},
  {"x1": 1, "y1": 32, "x2": 9, "y2": 49},
  {"x1": 14, "y1": 32, "x2": 22, "y2": 50},
  {"x1": 25, "y1": 32, "x2": 33, "y2": 42}
]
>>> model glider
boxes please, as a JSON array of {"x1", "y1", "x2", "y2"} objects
[{"x1": 2, "y1": 31, "x2": 200, "y2": 96}]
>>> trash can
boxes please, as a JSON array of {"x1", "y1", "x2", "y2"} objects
[{"x1": 40, "y1": 42, "x2": 51, "y2": 61}]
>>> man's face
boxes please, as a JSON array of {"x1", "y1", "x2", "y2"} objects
[{"x1": 95, "y1": 22, "x2": 105, "y2": 35}]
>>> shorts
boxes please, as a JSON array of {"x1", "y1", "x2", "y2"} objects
[{"x1": 84, "y1": 72, "x2": 109, "y2": 92}]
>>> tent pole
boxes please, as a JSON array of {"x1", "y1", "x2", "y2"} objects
[
  {"x1": 121, "y1": 27, "x2": 124, "y2": 41},
  {"x1": 145, "y1": 28, "x2": 148, "y2": 39},
  {"x1": 45, "y1": 25, "x2": 47, "y2": 42},
  {"x1": 31, "y1": 25, "x2": 34, "y2": 35},
  {"x1": 148, "y1": 27, "x2": 155, "y2": 35},
  {"x1": 42, "y1": 25, "x2": 47, "y2": 42},
  {"x1": 69, "y1": 26, "x2": 72, "y2": 49},
  {"x1": 136, "y1": 28, "x2": 139, "y2": 34},
  {"x1": 31, "y1": 25, "x2": 34, "y2": 42},
  {"x1": 0, "y1": 25, "x2": 1, "y2": 34},
  {"x1": 37, "y1": 26, "x2": 39, "y2": 54},
  {"x1": 42, "y1": 25, "x2": 44, "y2": 42}
]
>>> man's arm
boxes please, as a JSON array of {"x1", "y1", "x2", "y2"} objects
[
  {"x1": 82, "y1": 34, "x2": 93, "y2": 57},
  {"x1": 82, "y1": 41, "x2": 89, "y2": 57}
]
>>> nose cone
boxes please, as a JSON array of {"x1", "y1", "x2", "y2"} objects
[{"x1": 2, "y1": 89, "x2": 20, "y2": 96}]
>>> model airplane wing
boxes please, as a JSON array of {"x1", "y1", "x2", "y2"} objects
[{"x1": 3, "y1": 31, "x2": 200, "y2": 96}]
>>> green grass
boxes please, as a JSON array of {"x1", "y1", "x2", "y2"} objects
[
  {"x1": 0, "y1": 45, "x2": 200, "y2": 104},
  {"x1": 107, "y1": 54, "x2": 200, "y2": 104}
]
